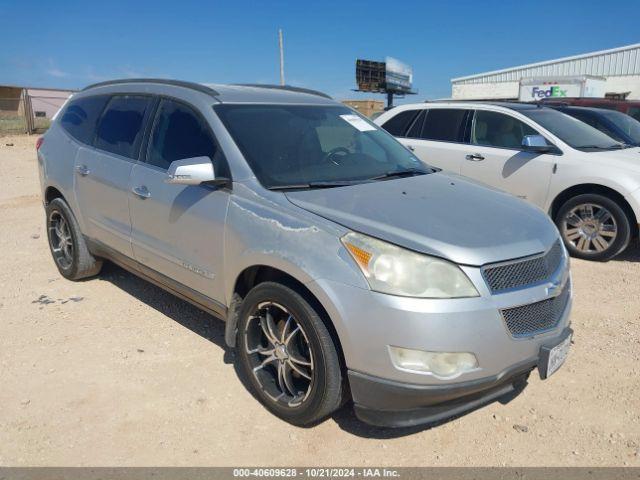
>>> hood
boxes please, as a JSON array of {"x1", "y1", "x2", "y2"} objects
[
  {"x1": 582, "y1": 147, "x2": 640, "y2": 174},
  {"x1": 285, "y1": 173, "x2": 559, "y2": 266}
]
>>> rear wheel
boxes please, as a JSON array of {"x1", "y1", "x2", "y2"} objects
[
  {"x1": 556, "y1": 193, "x2": 631, "y2": 261},
  {"x1": 236, "y1": 282, "x2": 343, "y2": 426},
  {"x1": 46, "y1": 198, "x2": 102, "y2": 280}
]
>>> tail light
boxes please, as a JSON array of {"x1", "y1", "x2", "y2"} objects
[{"x1": 36, "y1": 137, "x2": 44, "y2": 151}]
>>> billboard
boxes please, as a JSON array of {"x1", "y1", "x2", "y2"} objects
[
  {"x1": 384, "y1": 57, "x2": 413, "y2": 93},
  {"x1": 355, "y1": 57, "x2": 413, "y2": 94}
]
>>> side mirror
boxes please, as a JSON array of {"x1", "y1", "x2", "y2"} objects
[
  {"x1": 522, "y1": 135, "x2": 552, "y2": 153},
  {"x1": 165, "y1": 157, "x2": 217, "y2": 185}
]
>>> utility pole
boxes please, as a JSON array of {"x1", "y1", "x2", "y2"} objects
[{"x1": 278, "y1": 28, "x2": 285, "y2": 86}]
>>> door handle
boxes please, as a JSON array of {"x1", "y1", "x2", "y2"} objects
[
  {"x1": 75, "y1": 165, "x2": 90, "y2": 176},
  {"x1": 407, "y1": 145, "x2": 415, "y2": 151},
  {"x1": 132, "y1": 185, "x2": 151, "y2": 199},
  {"x1": 465, "y1": 153, "x2": 485, "y2": 161}
]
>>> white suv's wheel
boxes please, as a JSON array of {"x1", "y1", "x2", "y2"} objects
[{"x1": 556, "y1": 193, "x2": 631, "y2": 261}]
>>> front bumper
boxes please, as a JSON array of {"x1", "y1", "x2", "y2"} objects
[
  {"x1": 348, "y1": 328, "x2": 572, "y2": 427},
  {"x1": 305, "y1": 265, "x2": 572, "y2": 427},
  {"x1": 307, "y1": 270, "x2": 572, "y2": 386}
]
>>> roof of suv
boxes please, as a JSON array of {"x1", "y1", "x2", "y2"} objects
[
  {"x1": 81, "y1": 78, "x2": 336, "y2": 105},
  {"x1": 421, "y1": 100, "x2": 544, "y2": 111}
]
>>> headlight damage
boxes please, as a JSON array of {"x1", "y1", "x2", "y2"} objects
[{"x1": 341, "y1": 232, "x2": 479, "y2": 298}]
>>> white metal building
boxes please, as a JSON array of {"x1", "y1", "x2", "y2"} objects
[{"x1": 451, "y1": 43, "x2": 640, "y2": 100}]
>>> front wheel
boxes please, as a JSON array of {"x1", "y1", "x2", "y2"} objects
[
  {"x1": 555, "y1": 193, "x2": 631, "y2": 261},
  {"x1": 236, "y1": 282, "x2": 344, "y2": 426}
]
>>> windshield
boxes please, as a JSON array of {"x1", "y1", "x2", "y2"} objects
[
  {"x1": 214, "y1": 104, "x2": 428, "y2": 189},
  {"x1": 600, "y1": 110, "x2": 640, "y2": 144},
  {"x1": 521, "y1": 108, "x2": 625, "y2": 151}
]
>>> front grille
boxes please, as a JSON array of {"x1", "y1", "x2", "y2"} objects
[
  {"x1": 500, "y1": 282, "x2": 571, "y2": 338},
  {"x1": 482, "y1": 241, "x2": 564, "y2": 293}
]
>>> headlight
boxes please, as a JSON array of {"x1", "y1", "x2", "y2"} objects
[{"x1": 341, "y1": 232, "x2": 479, "y2": 298}]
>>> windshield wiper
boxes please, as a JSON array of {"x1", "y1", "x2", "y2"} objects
[
  {"x1": 577, "y1": 143, "x2": 627, "y2": 150},
  {"x1": 369, "y1": 167, "x2": 432, "y2": 181},
  {"x1": 268, "y1": 180, "x2": 364, "y2": 191}
]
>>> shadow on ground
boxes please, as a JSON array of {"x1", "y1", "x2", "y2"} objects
[
  {"x1": 613, "y1": 245, "x2": 640, "y2": 262},
  {"x1": 99, "y1": 262, "x2": 231, "y2": 360}
]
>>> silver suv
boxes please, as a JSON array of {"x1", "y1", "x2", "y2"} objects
[{"x1": 38, "y1": 79, "x2": 573, "y2": 428}]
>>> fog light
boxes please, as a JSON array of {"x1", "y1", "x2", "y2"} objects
[{"x1": 389, "y1": 347, "x2": 478, "y2": 378}]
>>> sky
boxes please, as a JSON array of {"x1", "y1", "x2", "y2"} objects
[{"x1": 1, "y1": 0, "x2": 639, "y2": 102}]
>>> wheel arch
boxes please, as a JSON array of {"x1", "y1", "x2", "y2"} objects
[
  {"x1": 44, "y1": 185, "x2": 65, "y2": 205},
  {"x1": 225, "y1": 264, "x2": 347, "y2": 373},
  {"x1": 550, "y1": 183, "x2": 639, "y2": 238}
]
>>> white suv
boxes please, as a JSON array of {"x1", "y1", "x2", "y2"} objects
[{"x1": 376, "y1": 102, "x2": 640, "y2": 261}]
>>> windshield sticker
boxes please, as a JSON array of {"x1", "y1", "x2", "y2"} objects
[{"x1": 340, "y1": 114, "x2": 376, "y2": 132}]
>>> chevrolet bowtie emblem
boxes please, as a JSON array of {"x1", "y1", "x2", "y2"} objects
[{"x1": 546, "y1": 281, "x2": 562, "y2": 297}]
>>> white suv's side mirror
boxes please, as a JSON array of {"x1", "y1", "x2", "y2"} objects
[
  {"x1": 521, "y1": 135, "x2": 552, "y2": 153},
  {"x1": 165, "y1": 157, "x2": 216, "y2": 185}
]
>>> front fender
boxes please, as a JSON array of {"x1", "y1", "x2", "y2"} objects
[{"x1": 222, "y1": 187, "x2": 368, "y2": 346}]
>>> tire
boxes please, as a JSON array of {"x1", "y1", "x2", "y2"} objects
[
  {"x1": 45, "y1": 197, "x2": 103, "y2": 280},
  {"x1": 555, "y1": 193, "x2": 631, "y2": 261},
  {"x1": 236, "y1": 282, "x2": 343, "y2": 426}
]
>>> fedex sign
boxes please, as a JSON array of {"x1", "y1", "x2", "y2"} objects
[
  {"x1": 530, "y1": 85, "x2": 567, "y2": 99},
  {"x1": 518, "y1": 78, "x2": 601, "y2": 101}
]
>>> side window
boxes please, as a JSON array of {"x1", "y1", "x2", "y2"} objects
[
  {"x1": 147, "y1": 100, "x2": 228, "y2": 176},
  {"x1": 406, "y1": 110, "x2": 426, "y2": 138},
  {"x1": 59, "y1": 95, "x2": 110, "y2": 144},
  {"x1": 94, "y1": 95, "x2": 152, "y2": 159},
  {"x1": 420, "y1": 109, "x2": 469, "y2": 142},
  {"x1": 471, "y1": 110, "x2": 538, "y2": 149},
  {"x1": 380, "y1": 109, "x2": 420, "y2": 136}
]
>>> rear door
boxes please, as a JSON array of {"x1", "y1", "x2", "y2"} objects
[
  {"x1": 73, "y1": 94, "x2": 154, "y2": 256},
  {"x1": 400, "y1": 108, "x2": 471, "y2": 173},
  {"x1": 129, "y1": 98, "x2": 230, "y2": 303},
  {"x1": 459, "y1": 109, "x2": 555, "y2": 207}
]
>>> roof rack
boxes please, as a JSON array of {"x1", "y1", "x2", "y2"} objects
[
  {"x1": 82, "y1": 78, "x2": 220, "y2": 97},
  {"x1": 233, "y1": 84, "x2": 332, "y2": 99}
]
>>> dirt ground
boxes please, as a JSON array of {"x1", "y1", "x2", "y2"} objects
[{"x1": 1, "y1": 134, "x2": 639, "y2": 467}]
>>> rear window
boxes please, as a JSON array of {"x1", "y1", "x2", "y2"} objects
[
  {"x1": 94, "y1": 95, "x2": 153, "y2": 159},
  {"x1": 380, "y1": 109, "x2": 420, "y2": 136},
  {"x1": 420, "y1": 109, "x2": 468, "y2": 142},
  {"x1": 59, "y1": 95, "x2": 110, "y2": 145}
]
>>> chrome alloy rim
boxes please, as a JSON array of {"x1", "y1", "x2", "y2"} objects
[
  {"x1": 48, "y1": 211, "x2": 73, "y2": 269},
  {"x1": 244, "y1": 302, "x2": 314, "y2": 407},
  {"x1": 562, "y1": 203, "x2": 617, "y2": 253}
]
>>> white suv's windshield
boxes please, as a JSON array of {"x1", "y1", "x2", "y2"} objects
[
  {"x1": 215, "y1": 104, "x2": 430, "y2": 189},
  {"x1": 600, "y1": 109, "x2": 640, "y2": 144},
  {"x1": 521, "y1": 108, "x2": 628, "y2": 151}
]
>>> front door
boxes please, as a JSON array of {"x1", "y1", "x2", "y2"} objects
[
  {"x1": 460, "y1": 109, "x2": 555, "y2": 207},
  {"x1": 129, "y1": 99, "x2": 230, "y2": 304}
]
